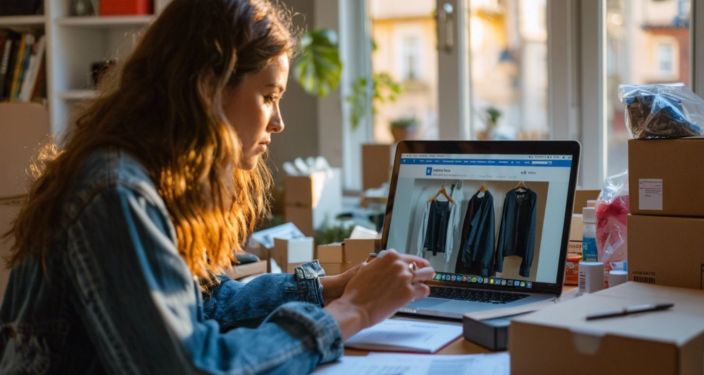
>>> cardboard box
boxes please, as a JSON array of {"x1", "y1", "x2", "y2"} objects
[
  {"x1": 225, "y1": 260, "x2": 267, "y2": 280},
  {"x1": 361, "y1": 143, "x2": 393, "y2": 190},
  {"x1": 272, "y1": 238, "x2": 314, "y2": 273},
  {"x1": 628, "y1": 214, "x2": 704, "y2": 289},
  {"x1": 629, "y1": 138, "x2": 704, "y2": 217},
  {"x1": 284, "y1": 169, "x2": 342, "y2": 235},
  {"x1": 316, "y1": 243, "x2": 344, "y2": 263},
  {"x1": 510, "y1": 282, "x2": 704, "y2": 374},
  {"x1": 343, "y1": 238, "x2": 379, "y2": 265},
  {"x1": 573, "y1": 189, "x2": 600, "y2": 214},
  {"x1": 284, "y1": 169, "x2": 341, "y2": 207},
  {"x1": 284, "y1": 205, "x2": 314, "y2": 236}
]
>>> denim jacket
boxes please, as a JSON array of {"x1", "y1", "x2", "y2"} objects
[{"x1": 0, "y1": 148, "x2": 343, "y2": 374}]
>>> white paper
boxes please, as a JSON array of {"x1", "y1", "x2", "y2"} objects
[
  {"x1": 345, "y1": 319, "x2": 462, "y2": 353},
  {"x1": 312, "y1": 353, "x2": 510, "y2": 375},
  {"x1": 639, "y1": 178, "x2": 663, "y2": 210},
  {"x1": 249, "y1": 223, "x2": 304, "y2": 249}
]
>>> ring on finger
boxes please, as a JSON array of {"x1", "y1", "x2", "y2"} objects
[{"x1": 408, "y1": 261, "x2": 418, "y2": 273}]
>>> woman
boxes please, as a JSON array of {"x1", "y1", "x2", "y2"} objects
[{"x1": 0, "y1": 0, "x2": 433, "y2": 373}]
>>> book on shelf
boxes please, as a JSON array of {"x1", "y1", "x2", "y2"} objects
[
  {"x1": 0, "y1": 30, "x2": 45, "y2": 102},
  {"x1": 19, "y1": 35, "x2": 44, "y2": 102},
  {"x1": 0, "y1": 30, "x2": 20, "y2": 101}
]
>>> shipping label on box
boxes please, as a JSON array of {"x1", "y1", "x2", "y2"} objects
[
  {"x1": 629, "y1": 138, "x2": 704, "y2": 217},
  {"x1": 628, "y1": 214, "x2": 704, "y2": 289}
]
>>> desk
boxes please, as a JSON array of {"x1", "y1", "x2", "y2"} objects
[
  {"x1": 344, "y1": 286, "x2": 577, "y2": 356},
  {"x1": 345, "y1": 335, "x2": 489, "y2": 356}
]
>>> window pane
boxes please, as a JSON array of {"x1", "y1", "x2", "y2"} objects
[
  {"x1": 605, "y1": 0, "x2": 690, "y2": 176},
  {"x1": 369, "y1": 0, "x2": 438, "y2": 142},
  {"x1": 468, "y1": 0, "x2": 548, "y2": 140}
]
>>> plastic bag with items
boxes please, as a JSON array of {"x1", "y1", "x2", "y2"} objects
[
  {"x1": 619, "y1": 83, "x2": 704, "y2": 139},
  {"x1": 596, "y1": 171, "x2": 629, "y2": 272}
]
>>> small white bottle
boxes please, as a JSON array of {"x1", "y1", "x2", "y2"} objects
[{"x1": 581, "y1": 206, "x2": 597, "y2": 262}]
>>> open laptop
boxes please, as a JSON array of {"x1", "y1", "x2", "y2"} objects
[{"x1": 380, "y1": 140, "x2": 580, "y2": 320}]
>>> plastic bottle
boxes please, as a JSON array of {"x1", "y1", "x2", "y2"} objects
[{"x1": 582, "y1": 206, "x2": 598, "y2": 262}]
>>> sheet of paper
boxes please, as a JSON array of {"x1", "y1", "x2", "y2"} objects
[
  {"x1": 312, "y1": 353, "x2": 510, "y2": 375},
  {"x1": 345, "y1": 319, "x2": 462, "y2": 353}
]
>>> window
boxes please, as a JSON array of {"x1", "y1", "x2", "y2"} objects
[
  {"x1": 657, "y1": 40, "x2": 676, "y2": 76},
  {"x1": 369, "y1": 0, "x2": 438, "y2": 143},
  {"x1": 604, "y1": 0, "x2": 690, "y2": 176},
  {"x1": 468, "y1": 0, "x2": 548, "y2": 140}
]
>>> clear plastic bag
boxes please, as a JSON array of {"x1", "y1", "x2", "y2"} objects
[
  {"x1": 596, "y1": 171, "x2": 629, "y2": 271},
  {"x1": 619, "y1": 83, "x2": 704, "y2": 139}
]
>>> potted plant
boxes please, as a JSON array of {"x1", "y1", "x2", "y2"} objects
[{"x1": 389, "y1": 116, "x2": 418, "y2": 141}]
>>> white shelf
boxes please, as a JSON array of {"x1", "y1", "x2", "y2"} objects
[
  {"x1": 0, "y1": 16, "x2": 46, "y2": 27},
  {"x1": 55, "y1": 16, "x2": 154, "y2": 28},
  {"x1": 59, "y1": 90, "x2": 98, "y2": 101}
]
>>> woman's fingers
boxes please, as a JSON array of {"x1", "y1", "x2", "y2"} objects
[{"x1": 412, "y1": 266, "x2": 435, "y2": 282}]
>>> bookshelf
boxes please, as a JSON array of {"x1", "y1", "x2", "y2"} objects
[{"x1": 0, "y1": 0, "x2": 171, "y2": 141}]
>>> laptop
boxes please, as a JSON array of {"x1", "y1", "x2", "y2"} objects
[{"x1": 380, "y1": 140, "x2": 580, "y2": 320}]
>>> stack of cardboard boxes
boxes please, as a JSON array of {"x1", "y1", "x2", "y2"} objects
[
  {"x1": 510, "y1": 141, "x2": 704, "y2": 373},
  {"x1": 627, "y1": 138, "x2": 704, "y2": 289}
]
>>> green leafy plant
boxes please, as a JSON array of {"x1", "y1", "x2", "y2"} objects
[
  {"x1": 314, "y1": 224, "x2": 354, "y2": 246},
  {"x1": 484, "y1": 106, "x2": 502, "y2": 128},
  {"x1": 293, "y1": 29, "x2": 342, "y2": 97},
  {"x1": 389, "y1": 116, "x2": 418, "y2": 130},
  {"x1": 347, "y1": 72, "x2": 402, "y2": 130}
]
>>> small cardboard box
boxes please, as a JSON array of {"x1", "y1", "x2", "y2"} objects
[
  {"x1": 225, "y1": 260, "x2": 267, "y2": 280},
  {"x1": 272, "y1": 237, "x2": 314, "y2": 273},
  {"x1": 284, "y1": 169, "x2": 342, "y2": 235},
  {"x1": 361, "y1": 143, "x2": 393, "y2": 190},
  {"x1": 510, "y1": 282, "x2": 704, "y2": 375},
  {"x1": 573, "y1": 189, "x2": 600, "y2": 214},
  {"x1": 628, "y1": 214, "x2": 704, "y2": 289},
  {"x1": 343, "y1": 238, "x2": 379, "y2": 265},
  {"x1": 629, "y1": 138, "x2": 704, "y2": 217},
  {"x1": 316, "y1": 243, "x2": 344, "y2": 263},
  {"x1": 284, "y1": 169, "x2": 342, "y2": 208}
]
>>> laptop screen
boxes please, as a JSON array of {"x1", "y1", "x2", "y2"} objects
[{"x1": 385, "y1": 151, "x2": 574, "y2": 292}]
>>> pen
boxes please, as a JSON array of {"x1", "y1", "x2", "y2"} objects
[{"x1": 585, "y1": 303, "x2": 674, "y2": 321}]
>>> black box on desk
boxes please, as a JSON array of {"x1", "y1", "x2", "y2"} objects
[{"x1": 463, "y1": 312, "x2": 531, "y2": 351}]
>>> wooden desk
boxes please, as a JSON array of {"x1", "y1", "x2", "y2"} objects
[
  {"x1": 344, "y1": 286, "x2": 577, "y2": 356},
  {"x1": 345, "y1": 335, "x2": 490, "y2": 356}
]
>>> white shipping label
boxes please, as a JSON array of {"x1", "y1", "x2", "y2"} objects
[{"x1": 639, "y1": 179, "x2": 663, "y2": 210}]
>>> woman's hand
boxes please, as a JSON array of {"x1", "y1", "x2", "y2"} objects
[
  {"x1": 324, "y1": 250, "x2": 434, "y2": 339},
  {"x1": 320, "y1": 264, "x2": 361, "y2": 305}
]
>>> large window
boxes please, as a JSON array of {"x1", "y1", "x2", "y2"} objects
[
  {"x1": 369, "y1": 0, "x2": 439, "y2": 143},
  {"x1": 605, "y1": 0, "x2": 690, "y2": 176},
  {"x1": 468, "y1": 0, "x2": 548, "y2": 140}
]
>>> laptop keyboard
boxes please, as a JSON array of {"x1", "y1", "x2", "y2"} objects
[{"x1": 429, "y1": 286, "x2": 529, "y2": 304}]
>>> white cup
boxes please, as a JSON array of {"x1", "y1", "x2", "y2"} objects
[{"x1": 608, "y1": 270, "x2": 628, "y2": 288}]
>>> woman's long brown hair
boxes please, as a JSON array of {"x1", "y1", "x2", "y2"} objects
[{"x1": 6, "y1": 0, "x2": 294, "y2": 283}]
